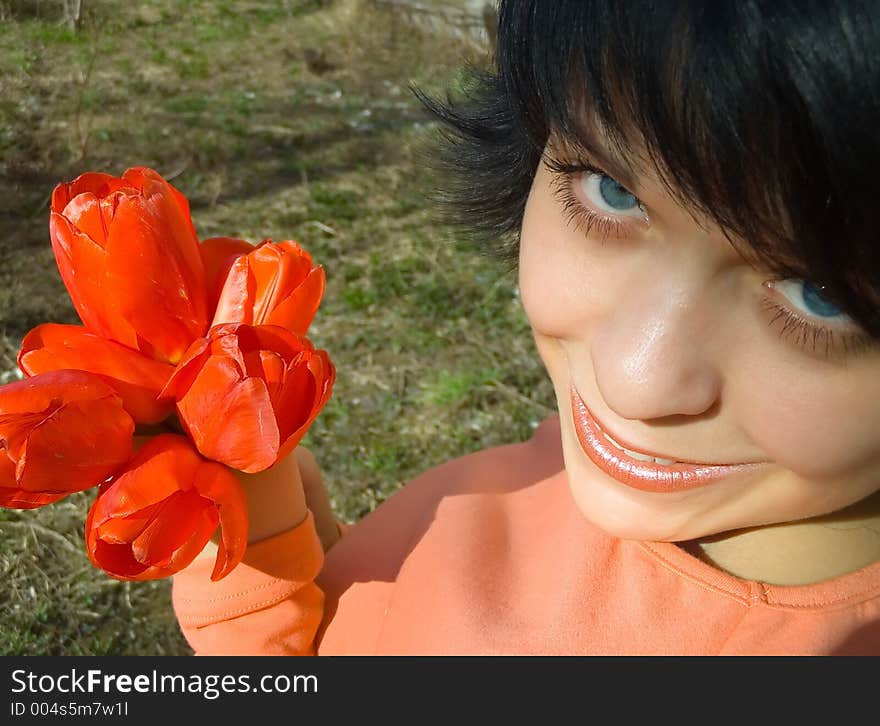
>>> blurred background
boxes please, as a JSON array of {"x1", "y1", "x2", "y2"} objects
[{"x1": 0, "y1": 0, "x2": 554, "y2": 655}]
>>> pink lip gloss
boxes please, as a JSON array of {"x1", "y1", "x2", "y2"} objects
[{"x1": 570, "y1": 385, "x2": 765, "y2": 493}]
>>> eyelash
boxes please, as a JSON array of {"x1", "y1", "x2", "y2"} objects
[
  {"x1": 759, "y1": 293, "x2": 875, "y2": 360},
  {"x1": 545, "y1": 158, "x2": 640, "y2": 240},
  {"x1": 544, "y1": 156, "x2": 877, "y2": 361}
]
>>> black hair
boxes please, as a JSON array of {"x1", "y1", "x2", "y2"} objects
[{"x1": 417, "y1": 0, "x2": 880, "y2": 338}]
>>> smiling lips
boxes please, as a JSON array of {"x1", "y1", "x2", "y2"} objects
[{"x1": 569, "y1": 385, "x2": 763, "y2": 493}]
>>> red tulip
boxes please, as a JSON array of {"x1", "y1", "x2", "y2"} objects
[
  {"x1": 160, "y1": 323, "x2": 334, "y2": 473},
  {"x1": 50, "y1": 167, "x2": 209, "y2": 365},
  {"x1": 85, "y1": 434, "x2": 247, "y2": 581},
  {"x1": 18, "y1": 324, "x2": 176, "y2": 425},
  {"x1": 0, "y1": 370, "x2": 134, "y2": 509},
  {"x1": 208, "y1": 238, "x2": 325, "y2": 335}
]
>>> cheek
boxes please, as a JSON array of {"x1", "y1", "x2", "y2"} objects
[
  {"x1": 518, "y1": 236, "x2": 567, "y2": 336},
  {"x1": 518, "y1": 170, "x2": 606, "y2": 337},
  {"x1": 741, "y1": 366, "x2": 880, "y2": 478}
]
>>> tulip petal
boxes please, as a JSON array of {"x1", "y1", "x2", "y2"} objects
[
  {"x1": 0, "y1": 369, "x2": 110, "y2": 410},
  {"x1": 158, "y1": 336, "x2": 211, "y2": 401},
  {"x1": 96, "y1": 502, "x2": 164, "y2": 544},
  {"x1": 159, "y1": 506, "x2": 222, "y2": 579},
  {"x1": 50, "y1": 211, "x2": 131, "y2": 343},
  {"x1": 104, "y1": 189, "x2": 207, "y2": 363},
  {"x1": 86, "y1": 485, "x2": 148, "y2": 579},
  {"x1": 16, "y1": 396, "x2": 134, "y2": 493},
  {"x1": 61, "y1": 192, "x2": 110, "y2": 249},
  {"x1": 175, "y1": 354, "x2": 246, "y2": 444},
  {"x1": 274, "y1": 361, "x2": 318, "y2": 442},
  {"x1": 276, "y1": 350, "x2": 335, "y2": 460},
  {"x1": 89, "y1": 539, "x2": 150, "y2": 579},
  {"x1": 248, "y1": 242, "x2": 311, "y2": 323},
  {"x1": 192, "y1": 461, "x2": 248, "y2": 580},
  {"x1": 210, "y1": 253, "x2": 254, "y2": 327},
  {"x1": 0, "y1": 409, "x2": 54, "y2": 461},
  {"x1": 235, "y1": 323, "x2": 309, "y2": 360},
  {"x1": 92, "y1": 506, "x2": 218, "y2": 582},
  {"x1": 130, "y1": 489, "x2": 213, "y2": 566},
  {"x1": 19, "y1": 324, "x2": 176, "y2": 424},
  {"x1": 123, "y1": 167, "x2": 201, "y2": 248},
  {"x1": 202, "y1": 237, "x2": 256, "y2": 322},
  {"x1": 264, "y1": 266, "x2": 325, "y2": 335},
  {"x1": 91, "y1": 436, "x2": 200, "y2": 522},
  {"x1": 0, "y1": 489, "x2": 67, "y2": 509},
  {"x1": 0, "y1": 451, "x2": 65, "y2": 509},
  {"x1": 242, "y1": 350, "x2": 287, "y2": 397},
  {"x1": 201, "y1": 237, "x2": 255, "y2": 285},
  {"x1": 192, "y1": 377, "x2": 280, "y2": 473},
  {"x1": 51, "y1": 172, "x2": 132, "y2": 211}
]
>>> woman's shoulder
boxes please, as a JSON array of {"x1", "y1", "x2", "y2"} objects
[
  {"x1": 408, "y1": 414, "x2": 563, "y2": 498},
  {"x1": 314, "y1": 415, "x2": 568, "y2": 652},
  {"x1": 335, "y1": 414, "x2": 564, "y2": 541}
]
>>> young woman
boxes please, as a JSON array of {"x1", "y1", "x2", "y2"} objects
[{"x1": 172, "y1": 0, "x2": 880, "y2": 655}]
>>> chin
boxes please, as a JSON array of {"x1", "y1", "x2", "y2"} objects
[{"x1": 558, "y1": 425, "x2": 731, "y2": 543}]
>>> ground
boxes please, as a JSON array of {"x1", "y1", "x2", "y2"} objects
[{"x1": 0, "y1": 0, "x2": 553, "y2": 655}]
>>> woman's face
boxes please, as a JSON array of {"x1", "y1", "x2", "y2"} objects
[{"x1": 519, "y1": 132, "x2": 880, "y2": 542}]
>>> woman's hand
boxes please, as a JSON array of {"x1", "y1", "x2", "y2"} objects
[
  {"x1": 234, "y1": 446, "x2": 339, "y2": 551},
  {"x1": 294, "y1": 446, "x2": 340, "y2": 552},
  {"x1": 184, "y1": 445, "x2": 339, "y2": 569},
  {"x1": 235, "y1": 451, "x2": 310, "y2": 545}
]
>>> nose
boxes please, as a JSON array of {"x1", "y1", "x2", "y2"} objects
[{"x1": 590, "y1": 277, "x2": 723, "y2": 421}]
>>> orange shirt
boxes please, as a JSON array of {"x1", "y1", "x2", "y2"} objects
[{"x1": 172, "y1": 417, "x2": 880, "y2": 655}]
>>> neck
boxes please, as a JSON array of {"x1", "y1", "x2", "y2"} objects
[{"x1": 683, "y1": 491, "x2": 880, "y2": 586}]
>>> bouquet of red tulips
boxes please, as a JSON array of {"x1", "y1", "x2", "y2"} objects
[{"x1": 0, "y1": 168, "x2": 335, "y2": 582}]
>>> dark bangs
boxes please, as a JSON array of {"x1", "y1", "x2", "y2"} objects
[{"x1": 418, "y1": 0, "x2": 880, "y2": 338}]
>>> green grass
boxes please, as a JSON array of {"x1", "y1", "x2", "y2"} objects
[{"x1": 0, "y1": 0, "x2": 554, "y2": 655}]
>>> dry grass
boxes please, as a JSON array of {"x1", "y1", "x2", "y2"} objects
[{"x1": 0, "y1": 0, "x2": 555, "y2": 655}]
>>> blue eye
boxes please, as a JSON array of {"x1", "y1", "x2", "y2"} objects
[
  {"x1": 801, "y1": 281, "x2": 843, "y2": 318},
  {"x1": 598, "y1": 175, "x2": 639, "y2": 211},
  {"x1": 768, "y1": 279, "x2": 852, "y2": 324},
  {"x1": 761, "y1": 278, "x2": 875, "y2": 359},
  {"x1": 579, "y1": 172, "x2": 644, "y2": 217}
]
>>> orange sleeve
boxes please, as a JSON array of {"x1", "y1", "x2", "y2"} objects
[{"x1": 172, "y1": 510, "x2": 327, "y2": 655}]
